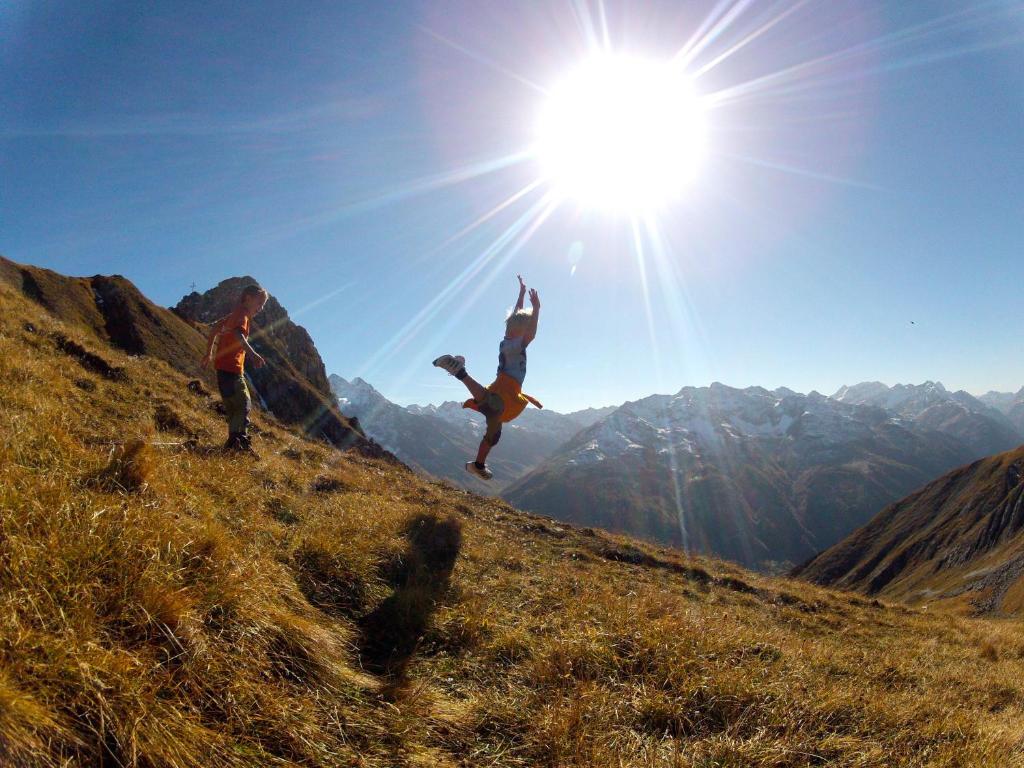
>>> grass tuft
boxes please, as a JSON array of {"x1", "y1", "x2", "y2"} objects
[
  {"x1": 980, "y1": 639, "x2": 999, "y2": 662},
  {"x1": 88, "y1": 438, "x2": 154, "y2": 493}
]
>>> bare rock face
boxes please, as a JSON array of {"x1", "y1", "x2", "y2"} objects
[{"x1": 174, "y1": 277, "x2": 358, "y2": 448}]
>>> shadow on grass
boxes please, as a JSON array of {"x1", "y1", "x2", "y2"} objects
[{"x1": 358, "y1": 513, "x2": 462, "y2": 681}]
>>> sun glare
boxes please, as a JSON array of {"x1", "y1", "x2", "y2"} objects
[{"x1": 536, "y1": 56, "x2": 707, "y2": 213}]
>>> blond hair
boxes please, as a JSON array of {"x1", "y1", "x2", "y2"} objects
[{"x1": 505, "y1": 308, "x2": 533, "y2": 334}]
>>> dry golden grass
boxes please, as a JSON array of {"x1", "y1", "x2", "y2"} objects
[{"x1": 2, "y1": 280, "x2": 1024, "y2": 766}]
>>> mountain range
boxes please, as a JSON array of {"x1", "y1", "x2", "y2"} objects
[
  {"x1": 978, "y1": 387, "x2": 1024, "y2": 434},
  {"x1": 504, "y1": 383, "x2": 1003, "y2": 571},
  {"x1": 831, "y1": 380, "x2": 1021, "y2": 459},
  {"x1": 329, "y1": 374, "x2": 612, "y2": 492},
  {"x1": 329, "y1": 374, "x2": 1024, "y2": 571}
]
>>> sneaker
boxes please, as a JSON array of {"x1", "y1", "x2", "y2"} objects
[
  {"x1": 432, "y1": 354, "x2": 466, "y2": 376},
  {"x1": 465, "y1": 461, "x2": 493, "y2": 480}
]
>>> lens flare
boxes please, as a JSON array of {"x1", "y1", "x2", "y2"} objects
[{"x1": 535, "y1": 55, "x2": 708, "y2": 213}]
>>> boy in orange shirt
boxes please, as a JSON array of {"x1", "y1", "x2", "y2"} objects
[
  {"x1": 433, "y1": 275, "x2": 542, "y2": 480},
  {"x1": 201, "y1": 284, "x2": 268, "y2": 454}
]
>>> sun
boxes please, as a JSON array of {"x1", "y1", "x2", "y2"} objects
[{"x1": 535, "y1": 55, "x2": 708, "y2": 213}]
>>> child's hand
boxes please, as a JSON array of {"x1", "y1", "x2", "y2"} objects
[
  {"x1": 252, "y1": 353, "x2": 267, "y2": 369},
  {"x1": 529, "y1": 288, "x2": 540, "y2": 308},
  {"x1": 518, "y1": 274, "x2": 526, "y2": 292}
]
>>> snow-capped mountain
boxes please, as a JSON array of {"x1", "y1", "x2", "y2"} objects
[
  {"x1": 504, "y1": 383, "x2": 982, "y2": 572},
  {"x1": 978, "y1": 387, "x2": 1024, "y2": 435},
  {"x1": 329, "y1": 375, "x2": 611, "y2": 492},
  {"x1": 832, "y1": 381, "x2": 1021, "y2": 457}
]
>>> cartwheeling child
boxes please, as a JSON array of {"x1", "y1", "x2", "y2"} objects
[{"x1": 433, "y1": 275, "x2": 542, "y2": 479}]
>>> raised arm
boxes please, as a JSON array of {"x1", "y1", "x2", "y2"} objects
[
  {"x1": 515, "y1": 274, "x2": 527, "y2": 312},
  {"x1": 524, "y1": 288, "x2": 540, "y2": 346}
]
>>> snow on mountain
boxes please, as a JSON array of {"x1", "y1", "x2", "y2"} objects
[
  {"x1": 978, "y1": 390, "x2": 1020, "y2": 412},
  {"x1": 831, "y1": 381, "x2": 1021, "y2": 458},
  {"x1": 978, "y1": 387, "x2": 1024, "y2": 435},
  {"x1": 505, "y1": 382, "x2": 981, "y2": 572},
  {"x1": 407, "y1": 400, "x2": 480, "y2": 429},
  {"x1": 332, "y1": 376, "x2": 390, "y2": 415},
  {"x1": 329, "y1": 375, "x2": 600, "y2": 492}
]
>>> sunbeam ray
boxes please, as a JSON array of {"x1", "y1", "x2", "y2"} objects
[
  {"x1": 640, "y1": 214, "x2": 712, "y2": 374},
  {"x1": 570, "y1": 0, "x2": 608, "y2": 54},
  {"x1": 704, "y1": 1, "x2": 1019, "y2": 109},
  {"x1": 414, "y1": 178, "x2": 545, "y2": 265},
  {"x1": 596, "y1": 0, "x2": 612, "y2": 50},
  {"x1": 630, "y1": 216, "x2": 664, "y2": 388},
  {"x1": 718, "y1": 151, "x2": 883, "y2": 191},
  {"x1": 355, "y1": 189, "x2": 554, "y2": 379},
  {"x1": 691, "y1": 0, "x2": 814, "y2": 79},
  {"x1": 675, "y1": 0, "x2": 759, "y2": 70},
  {"x1": 418, "y1": 25, "x2": 549, "y2": 94},
  {"x1": 244, "y1": 149, "x2": 533, "y2": 249},
  {"x1": 675, "y1": 0, "x2": 745, "y2": 67},
  {"x1": 629, "y1": 217, "x2": 692, "y2": 552}
]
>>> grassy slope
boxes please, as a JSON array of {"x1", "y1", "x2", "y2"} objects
[{"x1": 2, "y1": 280, "x2": 1024, "y2": 767}]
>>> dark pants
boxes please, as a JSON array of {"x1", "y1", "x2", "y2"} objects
[{"x1": 216, "y1": 370, "x2": 251, "y2": 438}]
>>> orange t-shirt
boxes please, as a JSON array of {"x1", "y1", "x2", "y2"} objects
[
  {"x1": 462, "y1": 372, "x2": 543, "y2": 423},
  {"x1": 213, "y1": 307, "x2": 250, "y2": 374}
]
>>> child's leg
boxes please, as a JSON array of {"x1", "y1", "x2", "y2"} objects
[
  {"x1": 475, "y1": 437, "x2": 493, "y2": 465},
  {"x1": 457, "y1": 371, "x2": 489, "y2": 404},
  {"x1": 476, "y1": 415, "x2": 502, "y2": 465},
  {"x1": 236, "y1": 376, "x2": 252, "y2": 440},
  {"x1": 216, "y1": 371, "x2": 236, "y2": 441},
  {"x1": 217, "y1": 371, "x2": 250, "y2": 444}
]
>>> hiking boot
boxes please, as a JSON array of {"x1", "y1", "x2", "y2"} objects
[
  {"x1": 465, "y1": 461, "x2": 493, "y2": 480},
  {"x1": 237, "y1": 434, "x2": 261, "y2": 460},
  {"x1": 223, "y1": 434, "x2": 260, "y2": 459},
  {"x1": 432, "y1": 354, "x2": 466, "y2": 376}
]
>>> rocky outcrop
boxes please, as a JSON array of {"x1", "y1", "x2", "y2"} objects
[{"x1": 174, "y1": 277, "x2": 358, "y2": 448}]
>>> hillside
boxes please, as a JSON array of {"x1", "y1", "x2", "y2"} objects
[
  {"x1": 332, "y1": 374, "x2": 612, "y2": 492},
  {"x1": 2, "y1": 263, "x2": 1024, "y2": 766},
  {"x1": 0, "y1": 257, "x2": 360, "y2": 450},
  {"x1": 794, "y1": 444, "x2": 1024, "y2": 615},
  {"x1": 0, "y1": 255, "x2": 210, "y2": 379},
  {"x1": 505, "y1": 384, "x2": 978, "y2": 571}
]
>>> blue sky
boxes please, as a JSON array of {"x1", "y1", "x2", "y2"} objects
[{"x1": 2, "y1": 1, "x2": 1023, "y2": 412}]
